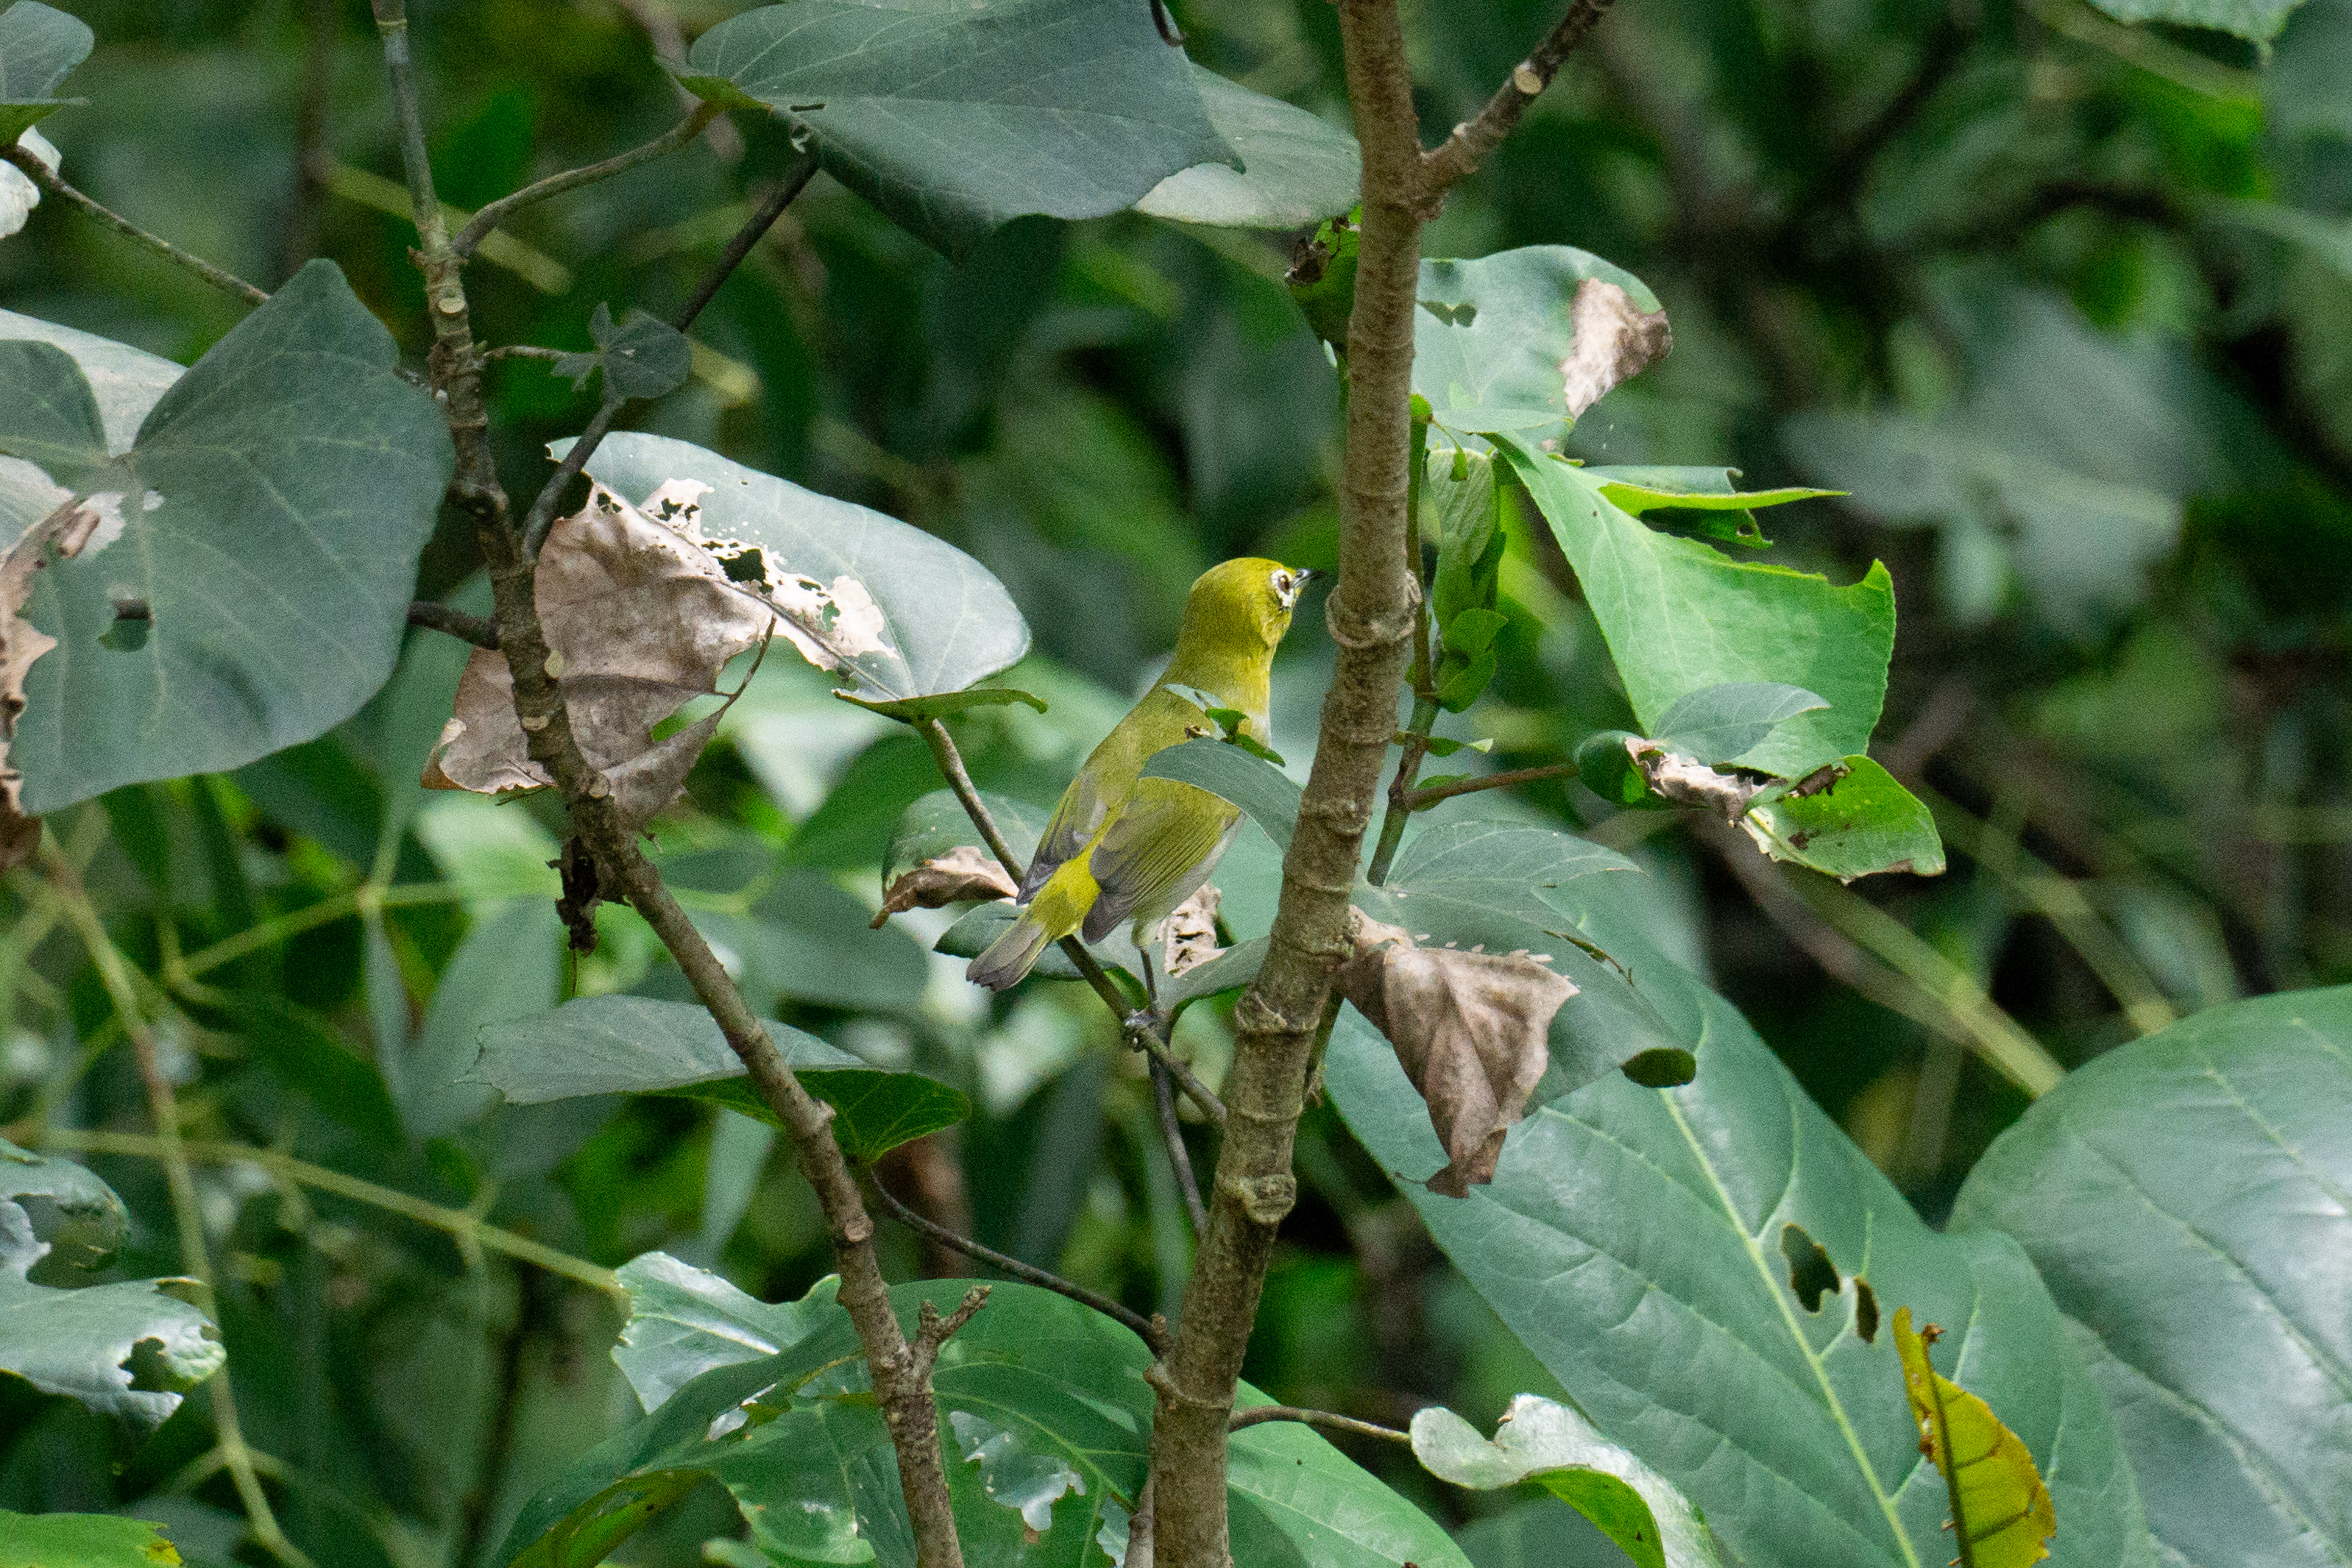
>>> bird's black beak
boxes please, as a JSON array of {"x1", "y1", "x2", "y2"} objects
[{"x1": 1294, "y1": 567, "x2": 1329, "y2": 590}]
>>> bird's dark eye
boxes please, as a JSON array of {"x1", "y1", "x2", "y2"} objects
[{"x1": 1272, "y1": 570, "x2": 1299, "y2": 609}]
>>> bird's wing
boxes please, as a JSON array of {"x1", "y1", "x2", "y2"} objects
[
  {"x1": 1019, "y1": 687, "x2": 1200, "y2": 901},
  {"x1": 1079, "y1": 778, "x2": 1241, "y2": 944},
  {"x1": 1019, "y1": 767, "x2": 1113, "y2": 902}
]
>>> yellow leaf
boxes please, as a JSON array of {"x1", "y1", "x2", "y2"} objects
[{"x1": 1892, "y1": 1306, "x2": 2055, "y2": 1568}]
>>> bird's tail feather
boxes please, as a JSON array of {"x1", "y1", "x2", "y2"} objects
[{"x1": 966, "y1": 912, "x2": 1056, "y2": 991}]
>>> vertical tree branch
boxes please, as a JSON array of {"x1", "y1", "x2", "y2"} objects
[
  {"x1": 366, "y1": 8, "x2": 967, "y2": 1563},
  {"x1": 1147, "y1": 3, "x2": 1427, "y2": 1561}
]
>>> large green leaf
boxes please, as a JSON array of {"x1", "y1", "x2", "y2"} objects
[
  {"x1": 1322, "y1": 877, "x2": 2155, "y2": 1568},
  {"x1": 470, "y1": 995, "x2": 968, "y2": 1160},
  {"x1": 504, "y1": 1265, "x2": 1468, "y2": 1568},
  {"x1": 1135, "y1": 65, "x2": 1358, "y2": 230},
  {"x1": 1501, "y1": 433, "x2": 1893, "y2": 783},
  {"x1": 1414, "y1": 248, "x2": 1664, "y2": 445},
  {"x1": 0, "y1": 1509, "x2": 181, "y2": 1568},
  {"x1": 0, "y1": 1, "x2": 91, "y2": 143},
  {"x1": 0, "y1": 1140, "x2": 222, "y2": 1430},
  {"x1": 1454, "y1": 1498, "x2": 1638, "y2": 1568},
  {"x1": 4, "y1": 261, "x2": 454, "y2": 812},
  {"x1": 1950, "y1": 987, "x2": 2352, "y2": 1568},
  {"x1": 570, "y1": 433, "x2": 1028, "y2": 703},
  {"x1": 681, "y1": 0, "x2": 1233, "y2": 258}
]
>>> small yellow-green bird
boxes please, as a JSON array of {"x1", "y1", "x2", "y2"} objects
[{"x1": 968, "y1": 558, "x2": 1314, "y2": 990}]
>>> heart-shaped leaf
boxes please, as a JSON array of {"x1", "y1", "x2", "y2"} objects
[{"x1": 1, "y1": 261, "x2": 454, "y2": 812}]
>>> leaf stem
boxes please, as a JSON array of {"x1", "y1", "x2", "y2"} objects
[
  {"x1": 405, "y1": 599, "x2": 500, "y2": 649},
  {"x1": 1226, "y1": 1405, "x2": 1411, "y2": 1444},
  {"x1": 452, "y1": 104, "x2": 720, "y2": 260},
  {"x1": 0, "y1": 142, "x2": 269, "y2": 306},
  {"x1": 1403, "y1": 759, "x2": 1578, "y2": 809},
  {"x1": 865, "y1": 1164, "x2": 1166, "y2": 1352},
  {"x1": 672, "y1": 143, "x2": 823, "y2": 333},
  {"x1": 40, "y1": 842, "x2": 316, "y2": 1568}
]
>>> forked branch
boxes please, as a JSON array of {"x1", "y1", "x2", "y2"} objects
[
  {"x1": 366, "y1": 5, "x2": 969, "y2": 1563},
  {"x1": 1421, "y1": 0, "x2": 1619, "y2": 195}
]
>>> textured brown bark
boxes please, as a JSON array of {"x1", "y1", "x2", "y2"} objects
[
  {"x1": 1146, "y1": 4, "x2": 1428, "y2": 1562},
  {"x1": 367, "y1": 7, "x2": 967, "y2": 1563}
]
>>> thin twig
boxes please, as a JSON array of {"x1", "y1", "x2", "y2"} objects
[
  {"x1": 518, "y1": 148, "x2": 826, "y2": 559},
  {"x1": 1420, "y1": 0, "x2": 1618, "y2": 196},
  {"x1": 40, "y1": 845, "x2": 316, "y2": 1568},
  {"x1": 283, "y1": 0, "x2": 336, "y2": 279},
  {"x1": 452, "y1": 104, "x2": 719, "y2": 260},
  {"x1": 1, "y1": 143, "x2": 269, "y2": 306},
  {"x1": 1227, "y1": 1405, "x2": 1412, "y2": 1444},
  {"x1": 40, "y1": 1127, "x2": 626, "y2": 1295},
  {"x1": 673, "y1": 145, "x2": 823, "y2": 333},
  {"x1": 1402, "y1": 759, "x2": 1577, "y2": 810},
  {"x1": 868, "y1": 1167, "x2": 1166, "y2": 1352},
  {"x1": 520, "y1": 391, "x2": 623, "y2": 556},
  {"x1": 406, "y1": 599, "x2": 500, "y2": 650},
  {"x1": 483, "y1": 344, "x2": 567, "y2": 363},
  {"x1": 1150, "y1": 1060, "x2": 1209, "y2": 1236}
]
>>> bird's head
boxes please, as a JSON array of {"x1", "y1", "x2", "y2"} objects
[{"x1": 1183, "y1": 557, "x2": 1319, "y2": 652}]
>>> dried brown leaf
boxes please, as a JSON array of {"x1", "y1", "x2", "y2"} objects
[
  {"x1": 1559, "y1": 278, "x2": 1672, "y2": 421},
  {"x1": 425, "y1": 480, "x2": 777, "y2": 815},
  {"x1": 1, "y1": 495, "x2": 111, "y2": 869},
  {"x1": 1629, "y1": 737, "x2": 1769, "y2": 820},
  {"x1": 1338, "y1": 913, "x2": 1576, "y2": 1198},
  {"x1": 873, "y1": 843, "x2": 1019, "y2": 926},
  {"x1": 1160, "y1": 883, "x2": 1223, "y2": 977}
]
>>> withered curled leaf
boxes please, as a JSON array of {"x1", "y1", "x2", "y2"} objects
[
  {"x1": 1559, "y1": 278, "x2": 1672, "y2": 422},
  {"x1": 1161, "y1": 882, "x2": 1223, "y2": 977},
  {"x1": 872, "y1": 843, "x2": 1019, "y2": 927},
  {"x1": 425, "y1": 480, "x2": 774, "y2": 815},
  {"x1": 1628, "y1": 737, "x2": 1771, "y2": 821},
  {"x1": 1, "y1": 494, "x2": 109, "y2": 868},
  {"x1": 1337, "y1": 912, "x2": 1576, "y2": 1197}
]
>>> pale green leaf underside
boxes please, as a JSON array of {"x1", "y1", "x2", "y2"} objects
[
  {"x1": 571, "y1": 432, "x2": 1030, "y2": 703},
  {"x1": 1136, "y1": 64, "x2": 1358, "y2": 230},
  {"x1": 2081, "y1": 0, "x2": 2307, "y2": 40},
  {"x1": 1, "y1": 1141, "x2": 222, "y2": 1430},
  {"x1": 1323, "y1": 876, "x2": 2156, "y2": 1568},
  {"x1": 0, "y1": 1, "x2": 92, "y2": 144},
  {"x1": 683, "y1": 0, "x2": 1234, "y2": 257},
  {"x1": 1952, "y1": 987, "x2": 2352, "y2": 1568}
]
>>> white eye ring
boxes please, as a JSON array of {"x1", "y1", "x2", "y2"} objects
[{"x1": 1272, "y1": 570, "x2": 1300, "y2": 610}]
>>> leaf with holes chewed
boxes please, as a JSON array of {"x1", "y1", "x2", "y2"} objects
[
  {"x1": 1323, "y1": 868, "x2": 2156, "y2": 1568},
  {"x1": 1411, "y1": 1395, "x2": 1729, "y2": 1568},
  {"x1": 0, "y1": 1140, "x2": 222, "y2": 1430},
  {"x1": 951, "y1": 1410, "x2": 1088, "y2": 1537},
  {"x1": 424, "y1": 479, "x2": 774, "y2": 823},
  {"x1": 1336, "y1": 912, "x2": 1575, "y2": 1198},
  {"x1": 1894, "y1": 1307, "x2": 2056, "y2": 1568}
]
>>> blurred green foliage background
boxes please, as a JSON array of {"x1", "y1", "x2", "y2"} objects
[{"x1": 1, "y1": 0, "x2": 2347, "y2": 1563}]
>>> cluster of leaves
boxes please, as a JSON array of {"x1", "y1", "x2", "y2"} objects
[{"x1": 0, "y1": 0, "x2": 2346, "y2": 1565}]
